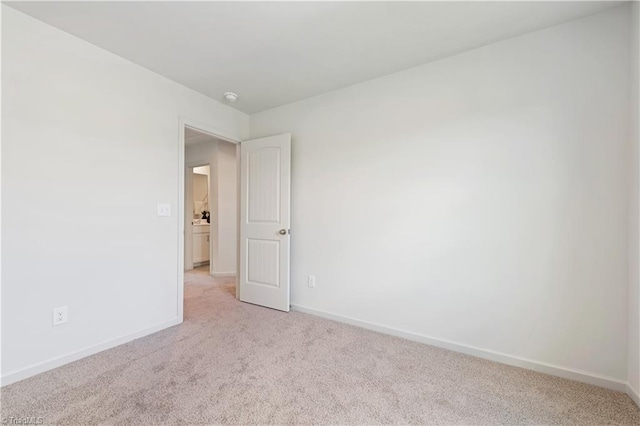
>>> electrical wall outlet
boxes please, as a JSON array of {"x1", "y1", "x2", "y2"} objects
[
  {"x1": 53, "y1": 306, "x2": 68, "y2": 326},
  {"x1": 308, "y1": 275, "x2": 316, "y2": 288}
]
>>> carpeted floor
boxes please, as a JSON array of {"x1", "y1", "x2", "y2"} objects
[{"x1": 2, "y1": 267, "x2": 639, "y2": 425}]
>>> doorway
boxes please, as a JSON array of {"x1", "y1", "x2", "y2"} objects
[
  {"x1": 177, "y1": 118, "x2": 292, "y2": 321},
  {"x1": 178, "y1": 120, "x2": 241, "y2": 321}
]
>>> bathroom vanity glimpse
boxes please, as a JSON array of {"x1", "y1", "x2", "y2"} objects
[{"x1": 193, "y1": 223, "x2": 210, "y2": 265}]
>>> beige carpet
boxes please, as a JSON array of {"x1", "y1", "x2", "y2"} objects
[{"x1": 2, "y1": 267, "x2": 639, "y2": 425}]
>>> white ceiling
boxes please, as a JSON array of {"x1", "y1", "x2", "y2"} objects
[
  {"x1": 6, "y1": 1, "x2": 624, "y2": 114},
  {"x1": 185, "y1": 127, "x2": 221, "y2": 147}
]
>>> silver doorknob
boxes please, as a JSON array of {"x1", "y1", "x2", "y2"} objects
[{"x1": 279, "y1": 229, "x2": 288, "y2": 235}]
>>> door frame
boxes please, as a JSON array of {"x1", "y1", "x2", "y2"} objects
[{"x1": 178, "y1": 117, "x2": 240, "y2": 322}]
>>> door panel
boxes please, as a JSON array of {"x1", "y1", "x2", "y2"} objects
[
  {"x1": 248, "y1": 147, "x2": 281, "y2": 223},
  {"x1": 239, "y1": 134, "x2": 291, "y2": 311},
  {"x1": 247, "y1": 239, "x2": 280, "y2": 287}
]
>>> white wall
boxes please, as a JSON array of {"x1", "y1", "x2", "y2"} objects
[
  {"x1": 193, "y1": 171, "x2": 209, "y2": 218},
  {"x1": 629, "y1": 0, "x2": 640, "y2": 402},
  {"x1": 251, "y1": 6, "x2": 631, "y2": 385},
  {"x1": 1, "y1": 6, "x2": 249, "y2": 383},
  {"x1": 185, "y1": 141, "x2": 237, "y2": 275},
  {"x1": 216, "y1": 142, "x2": 238, "y2": 275},
  {"x1": 3, "y1": 1, "x2": 636, "y2": 394},
  {"x1": 193, "y1": 164, "x2": 210, "y2": 219}
]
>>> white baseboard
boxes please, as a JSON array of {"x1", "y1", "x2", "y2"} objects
[
  {"x1": 627, "y1": 382, "x2": 640, "y2": 407},
  {"x1": 212, "y1": 271, "x2": 236, "y2": 277},
  {"x1": 3, "y1": 304, "x2": 634, "y2": 408},
  {"x1": 291, "y1": 304, "x2": 628, "y2": 393},
  {"x1": 1, "y1": 318, "x2": 181, "y2": 387}
]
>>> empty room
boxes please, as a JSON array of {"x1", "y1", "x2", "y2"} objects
[{"x1": 2, "y1": 1, "x2": 640, "y2": 424}]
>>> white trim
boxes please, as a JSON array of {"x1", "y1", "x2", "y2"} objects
[
  {"x1": 212, "y1": 271, "x2": 237, "y2": 277},
  {"x1": 0, "y1": 318, "x2": 180, "y2": 387},
  {"x1": 184, "y1": 164, "x2": 194, "y2": 272},
  {"x1": 291, "y1": 304, "x2": 628, "y2": 393},
  {"x1": 178, "y1": 118, "x2": 186, "y2": 322},
  {"x1": 627, "y1": 382, "x2": 640, "y2": 408},
  {"x1": 236, "y1": 143, "x2": 241, "y2": 300}
]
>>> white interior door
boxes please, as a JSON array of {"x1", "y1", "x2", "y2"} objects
[{"x1": 239, "y1": 134, "x2": 291, "y2": 311}]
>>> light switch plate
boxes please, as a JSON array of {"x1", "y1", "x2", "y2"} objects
[{"x1": 157, "y1": 203, "x2": 171, "y2": 217}]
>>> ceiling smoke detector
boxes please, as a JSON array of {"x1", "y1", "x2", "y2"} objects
[{"x1": 223, "y1": 92, "x2": 239, "y2": 103}]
